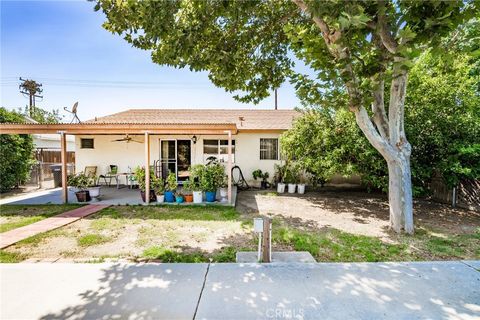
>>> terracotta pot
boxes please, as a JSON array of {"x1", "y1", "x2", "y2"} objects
[{"x1": 184, "y1": 194, "x2": 193, "y2": 202}]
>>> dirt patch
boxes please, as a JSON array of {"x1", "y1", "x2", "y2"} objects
[
  {"x1": 236, "y1": 190, "x2": 480, "y2": 240},
  {"x1": 5, "y1": 211, "x2": 252, "y2": 261}
]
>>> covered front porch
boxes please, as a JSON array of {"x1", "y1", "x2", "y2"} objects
[
  {"x1": 0, "y1": 185, "x2": 237, "y2": 206},
  {"x1": 0, "y1": 122, "x2": 238, "y2": 206}
]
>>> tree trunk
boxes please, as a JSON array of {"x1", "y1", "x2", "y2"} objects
[
  {"x1": 387, "y1": 155, "x2": 414, "y2": 233},
  {"x1": 354, "y1": 98, "x2": 414, "y2": 234}
]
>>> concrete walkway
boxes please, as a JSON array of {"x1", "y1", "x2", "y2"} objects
[
  {"x1": 0, "y1": 204, "x2": 109, "y2": 248},
  {"x1": 1, "y1": 261, "x2": 478, "y2": 319}
]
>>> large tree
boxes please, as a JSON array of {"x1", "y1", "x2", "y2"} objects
[{"x1": 95, "y1": 0, "x2": 478, "y2": 233}]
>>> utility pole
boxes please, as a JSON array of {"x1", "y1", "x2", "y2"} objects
[
  {"x1": 274, "y1": 89, "x2": 278, "y2": 110},
  {"x1": 19, "y1": 77, "x2": 43, "y2": 117}
]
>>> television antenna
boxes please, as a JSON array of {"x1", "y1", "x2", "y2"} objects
[{"x1": 64, "y1": 102, "x2": 81, "y2": 123}]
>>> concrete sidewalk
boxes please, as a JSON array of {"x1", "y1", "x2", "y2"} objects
[{"x1": 0, "y1": 261, "x2": 478, "y2": 320}]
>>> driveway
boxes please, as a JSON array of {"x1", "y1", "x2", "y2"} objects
[{"x1": 1, "y1": 261, "x2": 479, "y2": 319}]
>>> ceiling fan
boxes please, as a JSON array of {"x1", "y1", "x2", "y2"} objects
[{"x1": 112, "y1": 134, "x2": 143, "y2": 143}]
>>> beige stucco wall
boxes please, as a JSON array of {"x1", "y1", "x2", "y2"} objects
[{"x1": 74, "y1": 132, "x2": 283, "y2": 183}]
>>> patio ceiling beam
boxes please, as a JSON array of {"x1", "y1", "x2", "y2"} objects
[{"x1": 0, "y1": 123, "x2": 238, "y2": 135}]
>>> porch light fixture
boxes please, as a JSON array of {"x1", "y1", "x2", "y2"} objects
[{"x1": 192, "y1": 135, "x2": 197, "y2": 144}]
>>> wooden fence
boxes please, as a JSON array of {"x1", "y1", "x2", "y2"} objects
[{"x1": 430, "y1": 177, "x2": 480, "y2": 211}]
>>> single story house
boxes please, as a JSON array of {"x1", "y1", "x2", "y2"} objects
[
  {"x1": 76, "y1": 109, "x2": 298, "y2": 184},
  {"x1": 0, "y1": 108, "x2": 299, "y2": 204}
]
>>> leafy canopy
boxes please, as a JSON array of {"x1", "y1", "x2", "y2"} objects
[
  {"x1": 95, "y1": 0, "x2": 478, "y2": 107},
  {"x1": 281, "y1": 42, "x2": 480, "y2": 194}
]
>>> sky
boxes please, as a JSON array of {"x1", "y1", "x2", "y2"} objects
[{"x1": 1, "y1": 0, "x2": 302, "y2": 122}]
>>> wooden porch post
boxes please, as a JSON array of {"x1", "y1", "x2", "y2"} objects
[
  {"x1": 226, "y1": 130, "x2": 232, "y2": 204},
  {"x1": 144, "y1": 132, "x2": 150, "y2": 204},
  {"x1": 60, "y1": 131, "x2": 68, "y2": 203}
]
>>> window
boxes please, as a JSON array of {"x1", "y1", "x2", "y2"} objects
[
  {"x1": 203, "y1": 139, "x2": 235, "y2": 163},
  {"x1": 260, "y1": 138, "x2": 278, "y2": 160},
  {"x1": 80, "y1": 138, "x2": 94, "y2": 149}
]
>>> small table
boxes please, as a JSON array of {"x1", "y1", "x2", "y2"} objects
[{"x1": 115, "y1": 173, "x2": 136, "y2": 189}]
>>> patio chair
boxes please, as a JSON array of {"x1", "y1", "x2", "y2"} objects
[
  {"x1": 84, "y1": 166, "x2": 97, "y2": 178},
  {"x1": 98, "y1": 165, "x2": 119, "y2": 187}
]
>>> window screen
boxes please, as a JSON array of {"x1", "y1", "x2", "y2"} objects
[
  {"x1": 260, "y1": 138, "x2": 278, "y2": 160},
  {"x1": 80, "y1": 138, "x2": 94, "y2": 149}
]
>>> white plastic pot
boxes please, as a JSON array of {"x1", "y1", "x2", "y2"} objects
[
  {"x1": 288, "y1": 183, "x2": 296, "y2": 193},
  {"x1": 88, "y1": 186, "x2": 101, "y2": 199},
  {"x1": 157, "y1": 194, "x2": 165, "y2": 203},
  {"x1": 297, "y1": 184, "x2": 305, "y2": 194},
  {"x1": 219, "y1": 188, "x2": 228, "y2": 202},
  {"x1": 277, "y1": 183, "x2": 286, "y2": 193},
  {"x1": 193, "y1": 191, "x2": 203, "y2": 203}
]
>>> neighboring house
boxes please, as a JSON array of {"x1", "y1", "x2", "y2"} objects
[
  {"x1": 75, "y1": 109, "x2": 298, "y2": 184},
  {"x1": 23, "y1": 116, "x2": 75, "y2": 152}
]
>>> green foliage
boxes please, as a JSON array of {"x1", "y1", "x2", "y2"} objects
[
  {"x1": 194, "y1": 163, "x2": 225, "y2": 192},
  {"x1": 273, "y1": 227, "x2": 412, "y2": 262},
  {"x1": 95, "y1": 0, "x2": 477, "y2": 106},
  {"x1": 133, "y1": 166, "x2": 158, "y2": 192},
  {"x1": 77, "y1": 234, "x2": 110, "y2": 247},
  {"x1": 67, "y1": 173, "x2": 91, "y2": 190},
  {"x1": 182, "y1": 178, "x2": 193, "y2": 193},
  {"x1": 19, "y1": 106, "x2": 63, "y2": 123},
  {"x1": 0, "y1": 250, "x2": 25, "y2": 263},
  {"x1": 165, "y1": 172, "x2": 178, "y2": 191},
  {"x1": 142, "y1": 245, "x2": 237, "y2": 262},
  {"x1": 282, "y1": 44, "x2": 480, "y2": 194},
  {"x1": 0, "y1": 107, "x2": 34, "y2": 192},
  {"x1": 153, "y1": 176, "x2": 165, "y2": 195},
  {"x1": 252, "y1": 169, "x2": 269, "y2": 181}
]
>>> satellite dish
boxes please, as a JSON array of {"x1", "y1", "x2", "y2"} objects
[{"x1": 64, "y1": 102, "x2": 81, "y2": 123}]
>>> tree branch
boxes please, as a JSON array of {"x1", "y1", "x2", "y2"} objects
[
  {"x1": 291, "y1": 0, "x2": 361, "y2": 109},
  {"x1": 377, "y1": 1, "x2": 398, "y2": 54},
  {"x1": 371, "y1": 79, "x2": 389, "y2": 139},
  {"x1": 388, "y1": 62, "x2": 409, "y2": 152},
  {"x1": 355, "y1": 106, "x2": 395, "y2": 161}
]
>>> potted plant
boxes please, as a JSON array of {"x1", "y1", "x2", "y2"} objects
[
  {"x1": 190, "y1": 165, "x2": 204, "y2": 203},
  {"x1": 297, "y1": 173, "x2": 306, "y2": 194},
  {"x1": 182, "y1": 179, "x2": 194, "y2": 202},
  {"x1": 274, "y1": 164, "x2": 286, "y2": 193},
  {"x1": 218, "y1": 175, "x2": 228, "y2": 202},
  {"x1": 134, "y1": 166, "x2": 157, "y2": 202},
  {"x1": 67, "y1": 173, "x2": 91, "y2": 202},
  {"x1": 87, "y1": 175, "x2": 101, "y2": 200},
  {"x1": 285, "y1": 164, "x2": 298, "y2": 194},
  {"x1": 253, "y1": 169, "x2": 270, "y2": 189},
  {"x1": 175, "y1": 191, "x2": 185, "y2": 204},
  {"x1": 164, "y1": 172, "x2": 177, "y2": 203},
  {"x1": 201, "y1": 163, "x2": 224, "y2": 202},
  {"x1": 153, "y1": 176, "x2": 165, "y2": 203}
]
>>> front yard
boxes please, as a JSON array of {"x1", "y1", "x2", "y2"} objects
[
  {"x1": 0, "y1": 204, "x2": 82, "y2": 233},
  {"x1": 1, "y1": 190, "x2": 479, "y2": 263}
]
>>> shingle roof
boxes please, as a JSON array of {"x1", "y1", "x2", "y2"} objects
[{"x1": 86, "y1": 109, "x2": 299, "y2": 130}]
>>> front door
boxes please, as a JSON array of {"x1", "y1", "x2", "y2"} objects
[{"x1": 160, "y1": 139, "x2": 191, "y2": 182}]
